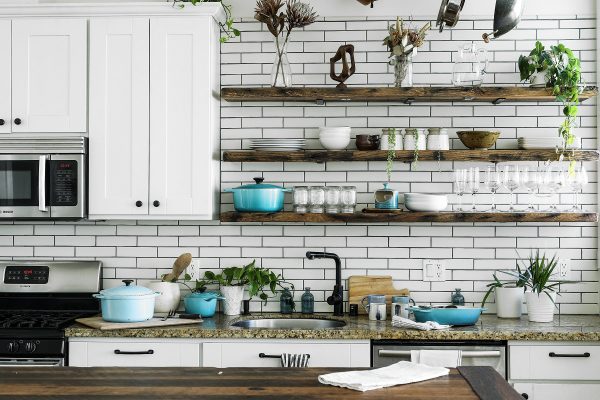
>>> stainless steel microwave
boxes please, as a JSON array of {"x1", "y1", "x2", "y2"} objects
[{"x1": 0, "y1": 137, "x2": 86, "y2": 219}]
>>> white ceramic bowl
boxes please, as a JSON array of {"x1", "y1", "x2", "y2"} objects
[
  {"x1": 404, "y1": 193, "x2": 448, "y2": 212},
  {"x1": 319, "y1": 127, "x2": 351, "y2": 136},
  {"x1": 320, "y1": 135, "x2": 351, "y2": 150}
]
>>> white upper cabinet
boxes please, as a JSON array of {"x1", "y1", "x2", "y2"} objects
[
  {"x1": 11, "y1": 19, "x2": 87, "y2": 133},
  {"x1": 0, "y1": 20, "x2": 10, "y2": 134},
  {"x1": 149, "y1": 18, "x2": 217, "y2": 218},
  {"x1": 88, "y1": 18, "x2": 150, "y2": 216}
]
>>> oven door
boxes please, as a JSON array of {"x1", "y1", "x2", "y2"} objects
[{"x1": 0, "y1": 155, "x2": 49, "y2": 219}]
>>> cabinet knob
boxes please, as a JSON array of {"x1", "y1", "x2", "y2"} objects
[
  {"x1": 135, "y1": 201, "x2": 143, "y2": 208},
  {"x1": 0, "y1": 119, "x2": 4, "y2": 126},
  {"x1": 153, "y1": 200, "x2": 160, "y2": 207},
  {"x1": 521, "y1": 394, "x2": 529, "y2": 399},
  {"x1": 14, "y1": 118, "x2": 21, "y2": 125}
]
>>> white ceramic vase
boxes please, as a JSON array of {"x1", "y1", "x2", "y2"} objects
[
  {"x1": 221, "y1": 285, "x2": 245, "y2": 316},
  {"x1": 529, "y1": 71, "x2": 547, "y2": 87},
  {"x1": 495, "y1": 287, "x2": 524, "y2": 319},
  {"x1": 145, "y1": 281, "x2": 181, "y2": 314},
  {"x1": 526, "y1": 291, "x2": 557, "y2": 323}
]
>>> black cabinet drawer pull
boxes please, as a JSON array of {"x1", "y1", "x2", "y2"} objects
[
  {"x1": 258, "y1": 353, "x2": 310, "y2": 359},
  {"x1": 549, "y1": 351, "x2": 590, "y2": 358},
  {"x1": 14, "y1": 118, "x2": 21, "y2": 125},
  {"x1": 114, "y1": 349, "x2": 154, "y2": 355},
  {"x1": 0, "y1": 119, "x2": 4, "y2": 126}
]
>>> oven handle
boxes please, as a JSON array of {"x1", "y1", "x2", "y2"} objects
[
  {"x1": 38, "y1": 155, "x2": 48, "y2": 212},
  {"x1": 378, "y1": 350, "x2": 502, "y2": 358},
  {"x1": 0, "y1": 358, "x2": 63, "y2": 367}
]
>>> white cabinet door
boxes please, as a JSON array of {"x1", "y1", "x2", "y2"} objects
[
  {"x1": 149, "y1": 17, "x2": 217, "y2": 219},
  {"x1": 0, "y1": 20, "x2": 10, "y2": 134},
  {"x1": 88, "y1": 18, "x2": 150, "y2": 216},
  {"x1": 512, "y1": 383, "x2": 600, "y2": 400},
  {"x1": 11, "y1": 19, "x2": 87, "y2": 133}
]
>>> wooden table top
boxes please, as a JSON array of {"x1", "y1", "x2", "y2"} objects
[{"x1": 0, "y1": 366, "x2": 521, "y2": 400}]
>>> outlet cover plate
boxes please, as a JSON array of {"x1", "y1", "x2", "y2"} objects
[
  {"x1": 553, "y1": 259, "x2": 571, "y2": 281},
  {"x1": 186, "y1": 259, "x2": 201, "y2": 281},
  {"x1": 423, "y1": 259, "x2": 446, "y2": 282}
]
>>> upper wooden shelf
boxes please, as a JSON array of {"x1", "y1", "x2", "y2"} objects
[
  {"x1": 221, "y1": 86, "x2": 599, "y2": 104},
  {"x1": 223, "y1": 149, "x2": 600, "y2": 163}
]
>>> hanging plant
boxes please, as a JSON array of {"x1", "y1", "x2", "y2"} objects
[
  {"x1": 411, "y1": 129, "x2": 420, "y2": 167},
  {"x1": 173, "y1": 0, "x2": 240, "y2": 43},
  {"x1": 386, "y1": 128, "x2": 396, "y2": 182}
]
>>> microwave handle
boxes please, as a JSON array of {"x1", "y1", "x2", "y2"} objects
[{"x1": 39, "y1": 155, "x2": 48, "y2": 212}]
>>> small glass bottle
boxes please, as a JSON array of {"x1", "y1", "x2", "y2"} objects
[
  {"x1": 280, "y1": 288, "x2": 294, "y2": 314},
  {"x1": 301, "y1": 288, "x2": 315, "y2": 314},
  {"x1": 451, "y1": 288, "x2": 465, "y2": 306}
]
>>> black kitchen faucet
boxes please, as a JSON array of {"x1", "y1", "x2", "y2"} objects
[{"x1": 305, "y1": 252, "x2": 344, "y2": 317}]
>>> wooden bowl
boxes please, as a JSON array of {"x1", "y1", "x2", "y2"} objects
[{"x1": 457, "y1": 131, "x2": 500, "y2": 150}]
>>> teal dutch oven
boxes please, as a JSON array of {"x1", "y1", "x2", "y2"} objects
[
  {"x1": 225, "y1": 177, "x2": 291, "y2": 212},
  {"x1": 184, "y1": 291, "x2": 224, "y2": 318}
]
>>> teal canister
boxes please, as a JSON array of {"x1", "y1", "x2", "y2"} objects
[
  {"x1": 451, "y1": 288, "x2": 465, "y2": 306},
  {"x1": 280, "y1": 288, "x2": 294, "y2": 314},
  {"x1": 374, "y1": 183, "x2": 399, "y2": 209},
  {"x1": 301, "y1": 288, "x2": 314, "y2": 314}
]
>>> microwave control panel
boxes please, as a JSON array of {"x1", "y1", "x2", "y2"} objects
[
  {"x1": 4, "y1": 266, "x2": 50, "y2": 284},
  {"x1": 49, "y1": 160, "x2": 78, "y2": 206}
]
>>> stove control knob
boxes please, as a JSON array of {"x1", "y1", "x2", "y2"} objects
[
  {"x1": 24, "y1": 341, "x2": 37, "y2": 353},
  {"x1": 7, "y1": 341, "x2": 19, "y2": 353}
]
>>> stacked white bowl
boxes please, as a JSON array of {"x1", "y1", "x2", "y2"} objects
[
  {"x1": 404, "y1": 193, "x2": 448, "y2": 212},
  {"x1": 319, "y1": 127, "x2": 351, "y2": 150}
]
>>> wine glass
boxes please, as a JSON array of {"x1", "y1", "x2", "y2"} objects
[
  {"x1": 566, "y1": 166, "x2": 588, "y2": 212},
  {"x1": 503, "y1": 165, "x2": 520, "y2": 212},
  {"x1": 454, "y1": 169, "x2": 467, "y2": 212},
  {"x1": 484, "y1": 166, "x2": 501, "y2": 212},
  {"x1": 520, "y1": 168, "x2": 540, "y2": 212},
  {"x1": 466, "y1": 167, "x2": 480, "y2": 212},
  {"x1": 543, "y1": 167, "x2": 564, "y2": 212}
]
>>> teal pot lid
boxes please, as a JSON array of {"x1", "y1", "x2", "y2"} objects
[
  {"x1": 96, "y1": 280, "x2": 157, "y2": 299},
  {"x1": 188, "y1": 291, "x2": 224, "y2": 300},
  {"x1": 231, "y1": 177, "x2": 286, "y2": 190}
]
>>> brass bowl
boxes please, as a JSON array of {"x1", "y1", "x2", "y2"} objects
[{"x1": 457, "y1": 131, "x2": 500, "y2": 150}]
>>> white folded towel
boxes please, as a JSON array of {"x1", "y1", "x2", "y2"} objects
[
  {"x1": 391, "y1": 316, "x2": 451, "y2": 331},
  {"x1": 318, "y1": 361, "x2": 449, "y2": 392},
  {"x1": 411, "y1": 350, "x2": 462, "y2": 368}
]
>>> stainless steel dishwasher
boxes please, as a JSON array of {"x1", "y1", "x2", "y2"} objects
[{"x1": 372, "y1": 340, "x2": 507, "y2": 378}]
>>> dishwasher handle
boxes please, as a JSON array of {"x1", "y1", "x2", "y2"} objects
[{"x1": 378, "y1": 350, "x2": 502, "y2": 358}]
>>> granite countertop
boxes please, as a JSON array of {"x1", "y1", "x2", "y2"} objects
[{"x1": 65, "y1": 313, "x2": 600, "y2": 341}]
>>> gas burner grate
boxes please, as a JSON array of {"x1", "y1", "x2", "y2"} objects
[{"x1": 0, "y1": 311, "x2": 85, "y2": 329}]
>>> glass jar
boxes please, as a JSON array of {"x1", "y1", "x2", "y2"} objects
[
  {"x1": 301, "y1": 288, "x2": 314, "y2": 314},
  {"x1": 280, "y1": 288, "x2": 294, "y2": 314},
  {"x1": 324, "y1": 186, "x2": 342, "y2": 214},
  {"x1": 451, "y1": 288, "x2": 465, "y2": 306},
  {"x1": 293, "y1": 186, "x2": 309, "y2": 213},
  {"x1": 340, "y1": 186, "x2": 357, "y2": 214},
  {"x1": 308, "y1": 186, "x2": 325, "y2": 213}
]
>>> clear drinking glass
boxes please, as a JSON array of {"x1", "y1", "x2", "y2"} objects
[
  {"x1": 308, "y1": 186, "x2": 325, "y2": 214},
  {"x1": 467, "y1": 167, "x2": 480, "y2": 212},
  {"x1": 543, "y1": 167, "x2": 564, "y2": 213},
  {"x1": 520, "y1": 168, "x2": 539, "y2": 212},
  {"x1": 293, "y1": 186, "x2": 309, "y2": 213},
  {"x1": 324, "y1": 186, "x2": 342, "y2": 214},
  {"x1": 484, "y1": 166, "x2": 501, "y2": 212},
  {"x1": 340, "y1": 186, "x2": 357, "y2": 214},
  {"x1": 454, "y1": 169, "x2": 467, "y2": 212},
  {"x1": 503, "y1": 165, "x2": 520, "y2": 212}
]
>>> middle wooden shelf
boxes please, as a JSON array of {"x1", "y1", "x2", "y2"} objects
[{"x1": 222, "y1": 149, "x2": 600, "y2": 163}]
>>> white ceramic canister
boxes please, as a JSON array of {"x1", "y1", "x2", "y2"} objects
[
  {"x1": 426, "y1": 128, "x2": 450, "y2": 150},
  {"x1": 145, "y1": 281, "x2": 181, "y2": 314},
  {"x1": 221, "y1": 285, "x2": 245, "y2": 316},
  {"x1": 380, "y1": 128, "x2": 404, "y2": 151},
  {"x1": 404, "y1": 129, "x2": 426, "y2": 151},
  {"x1": 525, "y1": 291, "x2": 557, "y2": 323},
  {"x1": 495, "y1": 286, "x2": 524, "y2": 319}
]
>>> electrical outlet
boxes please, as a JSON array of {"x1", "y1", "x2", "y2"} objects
[
  {"x1": 186, "y1": 259, "x2": 201, "y2": 281},
  {"x1": 423, "y1": 259, "x2": 446, "y2": 282},
  {"x1": 554, "y1": 259, "x2": 571, "y2": 281}
]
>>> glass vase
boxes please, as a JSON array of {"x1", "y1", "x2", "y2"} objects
[
  {"x1": 390, "y1": 54, "x2": 413, "y2": 87},
  {"x1": 271, "y1": 38, "x2": 292, "y2": 88}
]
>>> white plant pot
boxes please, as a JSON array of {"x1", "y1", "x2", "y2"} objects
[
  {"x1": 380, "y1": 134, "x2": 403, "y2": 150},
  {"x1": 526, "y1": 291, "x2": 557, "y2": 323},
  {"x1": 221, "y1": 285, "x2": 245, "y2": 316},
  {"x1": 404, "y1": 134, "x2": 426, "y2": 151},
  {"x1": 495, "y1": 287, "x2": 524, "y2": 319},
  {"x1": 145, "y1": 281, "x2": 181, "y2": 314},
  {"x1": 529, "y1": 71, "x2": 547, "y2": 87}
]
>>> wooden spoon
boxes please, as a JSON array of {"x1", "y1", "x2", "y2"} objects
[{"x1": 162, "y1": 253, "x2": 193, "y2": 282}]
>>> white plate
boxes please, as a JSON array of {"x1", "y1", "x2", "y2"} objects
[{"x1": 251, "y1": 147, "x2": 305, "y2": 152}]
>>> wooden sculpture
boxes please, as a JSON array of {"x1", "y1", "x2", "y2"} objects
[{"x1": 329, "y1": 44, "x2": 356, "y2": 89}]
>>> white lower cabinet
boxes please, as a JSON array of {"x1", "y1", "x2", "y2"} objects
[
  {"x1": 68, "y1": 338, "x2": 200, "y2": 367},
  {"x1": 509, "y1": 342, "x2": 600, "y2": 400},
  {"x1": 202, "y1": 340, "x2": 371, "y2": 368}
]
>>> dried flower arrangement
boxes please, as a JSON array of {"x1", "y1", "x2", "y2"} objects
[
  {"x1": 255, "y1": 0, "x2": 318, "y2": 87},
  {"x1": 383, "y1": 17, "x2": 431, "y2": 57}
]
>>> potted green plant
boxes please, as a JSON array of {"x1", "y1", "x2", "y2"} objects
[
  {"x1": 522, "y1": 251, "x2": 564, "y2": 323},
  {"x1": 196, "y1": 260, "x2": 293, "y2": 315},
  {"x1": 518, "y1": 41, "x2": 583, "y2": 171},
  {"x1": 173, "y1": 0, "x2": 240, "y2": 43},
  {"x1": 481, "y1": 264, "x2": 529, "y2": 319}
]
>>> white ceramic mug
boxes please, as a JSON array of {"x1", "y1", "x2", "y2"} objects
[
  {"x1": 145, "y1": 281, "x2": 181, "y2": 314},
  {"x1": 369, "y1": 303, "x2": 386, "y2": 321}
]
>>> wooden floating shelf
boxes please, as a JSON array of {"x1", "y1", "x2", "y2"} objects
[
  {"x1": 221, "y1": 86, "x2": 599, "y2": 104},
  {"x1": 223, "y1": 150, "x2": 600, "y2": 163},
  {"x1": 220, "y1": 211, "x2": 598, "y2": 224}
]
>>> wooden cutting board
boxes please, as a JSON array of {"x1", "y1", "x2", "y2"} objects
[
  {"x1": 76, "y1": 316, "x2": 202, "y2": 331},
  {"x1": 348, "y1": 275, "x2": 410, "y2": 315}
]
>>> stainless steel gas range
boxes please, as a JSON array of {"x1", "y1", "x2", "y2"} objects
[{"x1": 0, "y1": 261, "x2": 101, "y2": 366}]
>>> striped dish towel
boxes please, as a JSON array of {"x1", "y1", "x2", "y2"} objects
[
  {"x1": 280, "y1": 353, "x2": 310, "y2": 368},
  {"x1": 392, "y1": 316, "x2": 451, "y2": 331}
]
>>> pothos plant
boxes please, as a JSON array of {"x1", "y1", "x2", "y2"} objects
[
  {"x1": 519, "y1": 41, "x2": 583, "y2": 172},
  {"x1": 195, "y1": 260, "x2": 294, "y2": 304},
  {"x1": 385, "y1": 128, "x2": 396, "y2": 182},
  {"x1": 173, "y1": 0, "x2": 240, "y2": 43}
]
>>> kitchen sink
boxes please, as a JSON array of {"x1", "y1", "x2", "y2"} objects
[{"x1": 231, "y1": 318, "x2": 346, "y2": 330}]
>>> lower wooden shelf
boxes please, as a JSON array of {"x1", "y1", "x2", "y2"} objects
[{"x1": 220, "y1": 211, "x2": 598, "y2": 224}]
